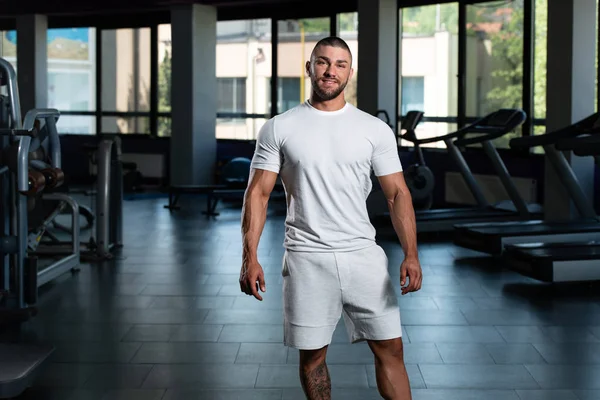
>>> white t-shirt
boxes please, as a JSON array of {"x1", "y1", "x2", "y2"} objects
[{"x1": 251, "y1": 100, "x2": 403, "y2": 252}]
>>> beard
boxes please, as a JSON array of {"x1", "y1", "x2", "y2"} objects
[{"x1": 311, "y1": 76, "x2": 349, "y2": 101}]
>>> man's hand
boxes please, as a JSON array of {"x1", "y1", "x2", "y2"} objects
[
  {"x1": 239, "y1": 261, "x2": 266, "y2": 301},
  {"x1": 400, "y1": 257, "x2": 422, "y2": 295}
]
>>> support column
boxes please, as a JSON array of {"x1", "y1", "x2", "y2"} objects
[
  {"x1": 170, "y1": 4, "x2": 217, "y2": 186},
  {"x1": 356, "y1": 0, "x2": 398, "y2": 130},
  {"x1": 16, "y1": 14, "x2": 47, "y2": 113},
  {"x1": 544, "y1": 0, "x2": 596, "y2": 220}
]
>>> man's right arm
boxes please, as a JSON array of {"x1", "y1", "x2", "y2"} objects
[{"x1": 242, "y1": 168, "x2": 278, "y2": 264}]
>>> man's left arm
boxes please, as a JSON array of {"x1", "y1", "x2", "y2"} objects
[{"x1": 377, "y1": 172, "x2": 422, "y2": 295}]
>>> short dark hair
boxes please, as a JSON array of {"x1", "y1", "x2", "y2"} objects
[{"x1": 311, "y1": 36, "x2": 353, "y2": 63}]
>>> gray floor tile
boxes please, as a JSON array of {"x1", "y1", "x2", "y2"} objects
[
  {"x1": 164, "y1": 389, "x2": 283, "y2": 400},
  {"x1": 122, "y1": 324, "x2": 180, "y2": 342},
  {"x1": 410, "y1": 389, "x2": 520, "y2": 400},
  {"x1": 50, "y1": 343, "x2": 142, "y2": 363},
  {"x1": 532, "y1": 344, "x2": 600, "y2": 364},
  {"x1": 283, "y1": 388, "x2": 381, "y2": 400},
  {"x1": 524, "y1": 365, "x2": 600, "y2": 389},
  {"x1": 131, "y1": 342, "x2": 240, "y2": 363},
  {"x1": 141, "y1": 364, "x2": 260, "y2": 389},
  {"x1": 203, "y1": 309, "x2": 284, "y2": 325},
  {"x1": 419, "y1": 365, "x2": 540, "y2": 389},
  {"x1": 486, "y1": 344, "x2": 547, "y2": 364},
  {"x1": 405, "y1": 326, "x2": 505, "y2": 343},
  {"x1": 118, "y1": 309, "x2": 210, "y2": 324},
  {"x1": 495, "y1": 326, "x2": 554, "y2": 343},
  {"x1": 256, "y1": 364, "x2": 369, "y2": 388},
  {"x1": 169, "y1": 324, "x2": 224, "y2": 342},
  {"x1": 83, "y1": 364, "x2": 154, "y2": 389},
  {"x1": 435, "y1": 343, "x2": 496, "y2": 364},
  {"x1": 574, "y1": 390, "x2": 600, "y2": 399},
  {"x1": 148, "y1": 296, "x2": 197, "y2": 309},
  {"x1": 236, "y1": 343, "x2": 289, "y2": 364},
  {"x1": 515, "y1": 389, "x2": 579, "y2": 400},
  {"x1": 218, "y1": 324, "x2": 284, "y2": 343}
]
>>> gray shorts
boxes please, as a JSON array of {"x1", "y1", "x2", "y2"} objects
[{"x1": 281, "y1": 244, "x2": 402, "y2": 350}]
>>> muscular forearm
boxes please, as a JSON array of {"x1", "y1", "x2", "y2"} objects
[
  {"x1": 387, "y1": 190, "x2": 418, "y2": 259},
  {"x1": 241, "y1": 191, "x2": 270, "y2": 263}
]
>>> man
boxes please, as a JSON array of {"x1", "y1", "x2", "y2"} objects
[{"x1": 239, "y1": 36, "x2": 422, "y2": 400}]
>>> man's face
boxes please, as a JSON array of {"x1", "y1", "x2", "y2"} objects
[{"x1": 306, "y1": 45, "x2": 354, "y2": 101}]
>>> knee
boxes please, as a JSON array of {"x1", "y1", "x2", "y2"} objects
[
  {"x1": 299, "y1": 346, "x2": 328, "y2": 370},
  {"x1": 371, "y1": 338, "x2": 405, "y2": 363}
]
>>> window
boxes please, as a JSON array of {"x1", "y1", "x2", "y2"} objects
[
  {"x1": 101, "y1": 28, "x2": 151, "y2": 134},
  {"x1": 401, "y1": 76, "x2": 425, "y2": 115},
  {"x1": 218, "y1": 78, "x2": 246, "y2": 113},
  {"x1": 399, "y1": 3, "x2": 459, "y2": 148},
  {"x1": 47, "y1": 27, "x2": 96, "y2": 134},
  {"x1": 466, "y1": 0, "x2": 524, "y2": 148},
  {"x1": 277, "y1": 17, "x2": 330, "y2": 114},
  {"x1": 277, "y1": 77, "x2": 301, "y2": 112},
  {"x1": 0, "y1": 31, "x2": 17, "y2": 71},
  {"x1": 337, "y1": 12, "x2": 358, "y2": 107},
  {"x1": 533, "y1": 0, "x2": 547, "y2": 139},
  {"x1": 216, "y1": 19, "x2": 272, "y2": 140},
  {"x1": 157, "y1": 23, "x2": 171, "y2": 137}
]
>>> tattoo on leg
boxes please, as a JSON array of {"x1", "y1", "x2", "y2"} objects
[{"x1": 300, "y1": 359, "x2": 331, "y2": 400}]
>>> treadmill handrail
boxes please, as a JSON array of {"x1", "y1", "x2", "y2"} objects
[
  {"x1": 510, "y1": 112, "x2": 600, "y2": 149},
  {"x1": 412, "y1": 109, "x2": 526, "y2": 145},
  {"x1": 453, "y1": 109, "x2": 526, "y2": 147},
  {"x1": 554, "y1": 134, "x2": 598, "y2": 152}
]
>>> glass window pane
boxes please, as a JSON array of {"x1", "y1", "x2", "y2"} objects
[
  {"x1": 399, "y1": 122, "x2": 457, "y2": 149},
  {"x1": 216, "y1": 19, "x2": 272, "y2": 139},
  {"x1": 101, "y1": 28, "x2": 151, "y2": 113},
  {"x1": 0, "y1": 31, "x2": 17, "y2": 71},
  {"x1": 47, "y1": 28, "x2": 96, "y2": 113},
  {"x1": 400, "y1": 3, "x2": 458, "y2": 121},
  {"x1": 101, "y1": 116, "x2": 150, "y2": 134},
  {"x1": 277, "y1": 18, "x2": 330, "y2": 114},
  {"x1": 217, "y1": 117, "x2": 268, "y2": 140},
  {"x1": 158, "y1": 24, "x2": 171, "y2": 114},
  {"x1": 337, "y1": 12, "x2": 358, "y2": 107},
  {"x1": 534, "y1": 0, "x2": 547, "y2": 125},
  {"x1": 56, "y1": 115, "x2": 96, "y2": 135},
  {"x1": 466, "y1": 1, "x2": 524, "y2": 117},
  {"x1": 157, "y1": 116, "x2": 171, "y2": 137}
]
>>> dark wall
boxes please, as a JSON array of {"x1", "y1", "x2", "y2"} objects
[{"x1": 58, "y1": 134, "x2": 599, "y2": 211}]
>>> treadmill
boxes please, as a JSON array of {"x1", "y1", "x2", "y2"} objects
[
  {"x1": 403, "y1": 109, "x2": 541, "y2": 232},
  {"x1": 502, "y1": 133, "x2": 600, "y2": 282},
  {"x1": 453, "y1": 112, "x2": 600, "y2": 255}
]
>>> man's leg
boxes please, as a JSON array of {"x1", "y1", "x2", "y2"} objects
[
  {"x1": 299, "y1": 345, "x2": 331, "y2": 400},
  {"x1": 367, "y1": 337, "x2": 411, "y2": 400}
]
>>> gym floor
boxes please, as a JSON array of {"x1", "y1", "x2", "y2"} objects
[{"x1": 12, "y1": 196, "x2": 600, "y2": 400}]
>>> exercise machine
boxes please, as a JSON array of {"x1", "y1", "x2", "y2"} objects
[
  {"x1": 500, "y1": 127, "x2": 600, "y2": 282},
  {"x1": 368, "y1": 108, "x2": 541, "y2": 233},
  {"x1": 164, "y1": 157, "x2": 284, "y2": 216},
  {"x1": 0, "y1": 58, "x2": 56, "y2": 399},
  {"x1": 372, "y1": 110, "x2": 433, "y2": 209},
  {"x1": 453, "y1": 112, "x2": 600, "y2": 256}
]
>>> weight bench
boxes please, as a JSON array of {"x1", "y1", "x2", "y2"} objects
[
  {"x1": 0, "y1": 343, "x2": 54, "y2": 398},
  {"x1": 164, "y1": 183, "x2": 284, "y2": 216},
  {"x1": 164, "y1": 184, "x2": 247, "y2": 216}
]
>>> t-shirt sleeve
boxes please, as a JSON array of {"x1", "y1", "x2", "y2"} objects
[
  {"x1": 250, "y1": 118, "x2": 281, "y2": 174},
  {"x1": 371, "y1": 122, "x2": 403, "y2": 176}
]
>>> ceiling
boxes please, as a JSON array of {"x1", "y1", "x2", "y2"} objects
[{"x1": 0, "y1": 0, "x2": 353, "y2": 17}]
